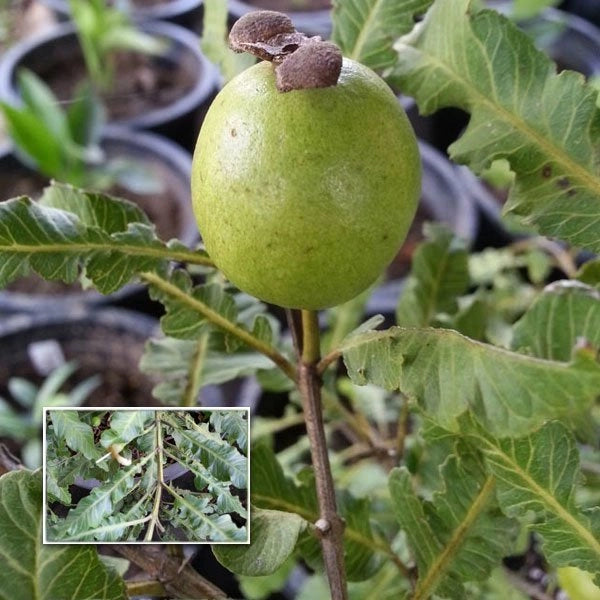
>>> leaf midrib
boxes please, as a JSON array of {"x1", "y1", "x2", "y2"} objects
[
  {"x1": 413, "y1": 475, "x2": 496, "y2": 600},
  {"x1": 483, "y1": 439, "x2": 600, "y2": 559},
  {"x1": 0, "y1": 241, "x2": 211, "y2": 266},
  {"x1": 350, "y1": 0, "x2": 385, "y2": 62},
  {"x1": 400, "y1": 20, "x2": 600, "y2": 198}
]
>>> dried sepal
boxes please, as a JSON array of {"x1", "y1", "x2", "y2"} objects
[
  {"x1": 229, "y1": 10, "x2": 343, "y2": 91},
  {"x1": 275, "y1": 40, "x2": 343, "y2": 93},
  {"x1": 229, "y1": 10, "x2": 305, "y2": 62}
]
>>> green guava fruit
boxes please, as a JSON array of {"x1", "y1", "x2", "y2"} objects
[{"x1": 191, "y1": 58, "x2": 421, "y2": 309}]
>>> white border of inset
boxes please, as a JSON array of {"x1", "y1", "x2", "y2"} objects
[{"x1": 42, "y1": 406, "x2": 250, "y2": 545}]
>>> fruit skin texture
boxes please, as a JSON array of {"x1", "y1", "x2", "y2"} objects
[{"x1": 191, "y1": 58, "x2": 421, "y2": 309}]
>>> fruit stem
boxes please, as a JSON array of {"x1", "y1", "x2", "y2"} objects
[{"x1": 297, "y1": 309, "x2": 348, "y2": 600}]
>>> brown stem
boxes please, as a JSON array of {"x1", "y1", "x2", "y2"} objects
[
  {"x1": 297, "y1": 310, "x2": 348, "y2": 600},
  {"x1": 115, "y1": 545, "x2": 227, "y2": 599}
]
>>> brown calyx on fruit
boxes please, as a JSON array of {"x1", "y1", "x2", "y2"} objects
[{"x1": 229, "y1": 10, "x2": 342, "y2": 93}]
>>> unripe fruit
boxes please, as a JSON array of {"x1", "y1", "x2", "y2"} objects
[{"x1": 191, "y1": 56, "x2": 420, "y2": 309}]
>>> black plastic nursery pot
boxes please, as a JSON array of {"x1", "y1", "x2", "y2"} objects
[
  {"x1": 41, "y1": 0, "x2": 204, "y2": 29},
  {"x1": 0, "y1": 308, "x2": 159, "y2": 408},
  {"x1": 365, "y1": 141, "x2": 479, "y2": 316},
  {"x1": 560, "y1": 0, "x2": 600, "y2": 27},
  {"x1": 0, "y1": 126, "x2": 198, "y2": 314},
  {"x1": 228, "y1": 0, "x2": 332, "y2": 37},
  {"x1": 0, "y1": 20, "x2": 218, "y2": 151}
]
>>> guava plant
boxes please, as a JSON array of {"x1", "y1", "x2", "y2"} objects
[
  {"x1": 45, "y1": 409, "x2": 248, "y2": 543},
  {"x1": 0, "y1": 1, "x2": 599, "y2": 600}
]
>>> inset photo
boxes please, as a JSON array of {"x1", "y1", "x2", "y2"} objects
[{"x1": 43, "y1": 408, "x2": 249, "y2": 544}]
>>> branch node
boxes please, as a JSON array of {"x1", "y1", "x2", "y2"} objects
[{"x1": 315, "y1": 518, "x2": 331, "y2": 536}]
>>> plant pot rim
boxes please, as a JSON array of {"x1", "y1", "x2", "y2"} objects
[
  {"x1": 0, "y1": 20, "x2": 219, "y2": 130},
  {"x1": 41, "y1": 0, "x2": 203, "y2": 21},
  {"x1": 228, "y1": 0, "x2": 332, "y2": 37},
  {"x1": 0, "y1": 306, "x2": 158, "y2": 340},
  {"x1": 0, "y1": 126, "x2": 197, "y2": 313}
]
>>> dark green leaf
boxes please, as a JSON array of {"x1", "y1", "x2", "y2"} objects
[
  {"x1": 343, "y1": 326, "x2": 600, "y2": 435},
  {"x1": 392, "y1": 0, "x2": 600, "y2": 252},
  {"x1": 213, "y1": 507, "x2": 304, "y2": 575},
  {"x1": 0, "y1": 470, "x2": 126, "y2": 600}
]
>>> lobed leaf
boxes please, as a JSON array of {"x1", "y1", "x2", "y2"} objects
[
  {"x1": 331, "y1": 0, "x2": 432, "y2": 72},
  {"x1": 342, "y1": 326, "x2": 600, "y2": 436},
  {"x1": 100, "y1": 410, "x2": 154, "y2": 448},
  {"x1": 48, "y1": 453, "x2": 153, "y2": 541},
  {"x1": 49, "y1": 410, "x2": 101, "y2": 461},
  {"x1": 165, "y1": 489, "x2": 247, "y2": 542},
  {"x1": 164, "y1": 414, "x2": 248, "y2": 489},
  {"x1": 396, "y1": 223, "x2": 469, "y2": 327},
  {"x1": 391, "y1": 0, "x2": 600, "y2": 251},
  {"x1": 140, "y1": 336, "x2": 272, "y2": 405},
  {"x1": 511, "y1": 281, "x2": 600, "y2": 360},
  {"x1": 462, "y1": 416, "x2": 600, "y2": 579},
  {"x1": 209, "y1": 410, "x2": 248, "y2": 449},
  {"x1": 0, "y1": 470, "x2": 126, "y2": 600},
  {"x1": 164, "y1": 443, "x2": 247, "y2": 518},
  {"x1": 0, "y1": 192, "x2": 165, "y2": 294},
  {"x1": 389, "y1": 453, "x2": 515, "y2": 599}
]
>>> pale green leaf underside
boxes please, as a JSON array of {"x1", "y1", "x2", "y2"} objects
[
  {"x1": 213, "y1": 507, "x2": 305, "y2": 575},
  {"x1": 165, "y1": 413, "x2": 248, "y2": 489},
  {"x1": 100, "y1": 410, "x2": 153, "y2": 447},
  {"x1": 511, "y1": 281, "x2": 600, "y2": 360},
  {"x1": 463, "y1": 418, "x2": 600, "y2": 578},
  {"x1": 166, "y1": 490, "x2": 247, "y2": 542},
  {"x1": 342, "y1": 327, "x2": 600, "y2": 436},
  {"x1": 392, "y1": 0, "x2": 600, "y2": 251},
  {"x1": 49, "y1": 410, "x2": 100, "y2": 461},
  {"x1": 396, "y1": 223, "x2": 469, "y2": 327},
  {"x1": 331, "y1": 0, "x2": 432, "y2": 71},
  {"x1": 389, "y1": 454, "x2": 513, "y2": 600},
  {"x1": 0, "y1": 470, "x2": 125, "y2": 600}
]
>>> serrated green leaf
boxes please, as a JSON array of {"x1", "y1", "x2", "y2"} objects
[
  {"x1": 342, "y1": 326, "x2": 600, "y2": 435},
  {"x1": 48, "y1": 453, "x2": 153, "y2": 540},
  {"x1": 389, "y1": 453, "x2": 514, "y2": 600},
  {"x1": 210, "y1": 410, "x2": 248, "y2": 449},
  {"x1": 140, "y1": 336, "x2": 272, "y2": 406},
  {"x1": 100, "y1": 410, "x2": 154, "y2": 448},
  {"x1": 0, "y1": 470, "x2": 126, "y2": 600},
  {"x1": 396, "y1": 223, "x2": 469, "y2": 327},
  {"x1": 164, "y1": 414, "x2": 247, "y2": 488},
  {"x1": 40, "y1": 181, "x2": 150, "y2": 231},
  {"x1": 163, "y1": 443, "x2": 246, "y2": 518},
  {"x1": 49, "y1": 410, "x2": 101, "y2": 461},
  {"x1": 462, "y1": 417, "x2": 600, "y2": 578},
  {"x1": 164, "y1": 487, "x2": 247, "y2": 542},
  {"x1": 0, "y1": 194, "x2": 165, "y2": 294},
  {"x1": 331, "y1": 0, "x2": 432, "y2": 71},
  {"x1": 213, "y1": 507, "x2": 304, "y2": 575},
  {"x1": 511, "y1": 281, "x2": 600, "y2": 360},
  {"x1": 392, "y1": 0, "x2": 600, "y2": 252},
  {"x1": 150, "y1": 271, "x2": 238, "y2": 340}
]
